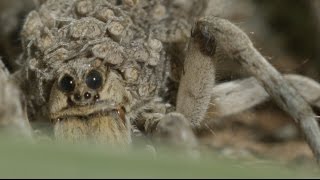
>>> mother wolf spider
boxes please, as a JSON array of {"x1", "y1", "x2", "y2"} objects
[{"x1": 4, "y1": 0, "x2": 320, "y2": 159}]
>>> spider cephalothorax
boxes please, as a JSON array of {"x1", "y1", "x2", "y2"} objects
[{"x1": 49, "y1": 58, "x2": 132, "y2": 145}]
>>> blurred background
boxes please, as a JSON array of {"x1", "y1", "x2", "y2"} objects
[
  {"x1": 1, "y1": 0, "x2": 320, "y2": 166},
  {"x1": 205, "y1": 0, "x2": 320, "y2": 82}
]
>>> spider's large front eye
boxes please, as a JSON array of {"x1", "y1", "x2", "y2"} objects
[
  {"x1": 59, "y1": 74, "x2": 76, "y2": 93},
  {"x1": 86, "y1": 70, "x2": 103, "y2": 90}
]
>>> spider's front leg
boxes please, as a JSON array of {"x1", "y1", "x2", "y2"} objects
[
  {"x1": 138, "y1": 39, "x2": 215, "y2": 154},
  {"x1": 143, "y1": 112, "x2": 199, "y2": 155},
  {"x1": 135, "y1": 103, "x2": 199, "y2": 157},
  {"x1": 177, "y1": 16, "x2": 320, "y2": 163},
  {"x1": 143, "y1": 17, "x2": 217, "y2": 155},
  {"x1": 176, "y1": 22, "x2": 217, "y2": 129}
]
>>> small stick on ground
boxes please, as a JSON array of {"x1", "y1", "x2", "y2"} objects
[{"x1": 195, "y1": 16, "x2": 320, "y2": 163}]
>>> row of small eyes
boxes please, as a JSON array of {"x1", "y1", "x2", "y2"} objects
[{"x1": 59, "y1": 70, "x2": 103, "y2": 93}]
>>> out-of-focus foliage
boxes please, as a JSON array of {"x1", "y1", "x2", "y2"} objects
[
  {"x1": 0, "y1": 136, "x2": 319, "y2": 178},
  {"x1": 253, "y1": 0, "x2": 320, "y2": 80}
]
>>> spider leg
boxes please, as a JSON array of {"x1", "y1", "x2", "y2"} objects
[
  {"x1": 176, "y1": 20, "x2": 217, "y2": 129},
  {"x1": 142, "y1": 112, "x2": 199, "y2": 157},
  {"x1": 177, "y1": 16, "x2": 320, "y2": 163},
  {"x1": 132, "y1": 100, "x2": 199, "y2": 156}
]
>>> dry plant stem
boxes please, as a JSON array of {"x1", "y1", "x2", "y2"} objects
[
  {"x1": 211, "y1": 74, "x2": 320, "y2": 118},
  {"x1": 195, "y1": 16, "x2": 320, "y2": 163}
]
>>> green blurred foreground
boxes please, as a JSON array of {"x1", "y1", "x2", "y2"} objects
[{"x1": 0, "y1": 136, "x2": 319, "y2": 178}]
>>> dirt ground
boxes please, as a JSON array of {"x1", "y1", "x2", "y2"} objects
[{"x1": 200, "y1": 105, "x2": 315, "y2": 165}]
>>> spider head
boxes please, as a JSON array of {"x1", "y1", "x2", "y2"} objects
[{"x1": 48, "y1": 58, "x2": 132, "y2": 146}]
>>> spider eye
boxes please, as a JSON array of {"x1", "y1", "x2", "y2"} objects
[
  {"x1": 86, "y1": 70, "x2": 103, "y2": 90},
  {"x1": 59, "y1": 74, "x2": 76, "y2": 93}
]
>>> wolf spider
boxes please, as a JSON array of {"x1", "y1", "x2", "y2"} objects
[{"x1": 1, "y1": 0, "x2": 320, "y2": 162}]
